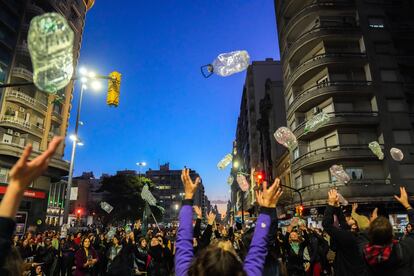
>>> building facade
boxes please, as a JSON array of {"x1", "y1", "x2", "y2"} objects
[
  {"x1": 275, "y1": 0, "x2": 414, "y2": 212},
  {"x1": 0, "y1": 0, "x2": 94, "y2": 227},
  {"x1": 146, "y1": 163, "x2": 206, "y2": 222},
  {"x1": 231, "y1": 59, "x2": 285, "y2": 212}
]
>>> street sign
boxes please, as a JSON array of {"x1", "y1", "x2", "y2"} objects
[{"x1": 70, "y1": 187, "x2": 78, "y2": 200}]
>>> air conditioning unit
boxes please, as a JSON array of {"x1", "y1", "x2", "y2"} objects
[
  {"x1": 7, "y1": 129, "x2": 13, "y2": 135},
  {"x1": 313, "y1": 107, "x2": 321, "y2": 114},
  {"x1": 14, "y1": 132, "x2": 20, "y2": 137}
]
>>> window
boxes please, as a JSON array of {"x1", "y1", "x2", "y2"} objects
[
  {"x1": 387, "y1": 99, "x2": 405, "y2": 112},
  {"x1": 325, "y1": 135, "x2": 338, "y2": 147},
  {"x1": 295, "y1": 176, "x2": 302, "y2": 189},
  {"x1": 369, "y1": 17, "x2": 385, "y2": 28},
  {"x1": 2, "y1": 134, "x2": 12, "y2": 144},
  {"x1": 0, "y1": 168, "x2": 8, "y2": 183},
  {"x1": 393, "y1": 130, "x2": 412, "y2": 144},
  {"x1": 380, "y1": 70, "x2": 398, "y2": 82},
  {"x1": 336, "y1": 102, "x2": 353, "y2": 112},
  {"x1": 293, "y1": 148, "x2": 299, "y2": 160},
  {"x1": 157, "y1": 185, "x2": 171, "y2": 190},
  {"x1": 19, "y1": 138, "x2": 25, "y2": 147},
  {"x1": 341, "y1": 134, "x2": 358, "y2": 145},
  {"x1": 317, "y1": 76, "x2": 329, "y2": 88},
  {"x1": 345, "y1": 168, "x2": 363, "y2": 180},
  {"x1": 32, "y1": 141, "x2": 40, "y2": 151}
]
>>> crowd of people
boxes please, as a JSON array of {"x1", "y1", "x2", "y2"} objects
[{"x1": 1, "y1": 137, "x2": 414, "y2": 276}]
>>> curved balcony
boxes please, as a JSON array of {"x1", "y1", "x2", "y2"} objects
[
  {"x1": 287, "y1": 81, "x2": 374, "y2": 117},
  {"x1": 285, "y1": 53, "x2": 367, "y2": 92},
  {"x1": 281, "y1": 1, "x2": 356, "y2": 44},
  {"x1": 0, "y1": 116, "x2": 44, "y2": 138},
  {"x1": 12, "y1": 67, "x2": 33, "y2": 82},
  {"x1": 281, "y1": 26, "x2": 361, "y2": 63},
  {"x1": 16, "y1": 44, "x2": 30, "y2": 57},
  {"x1": 293, "y1": 112, "x2": 380, "y2": 140},
  {"x1": 0, "y1": 142, "x2": 69, "y2": 175},
  {"x1": 292, "y1": 144, "x2": 375, "y2": 172},
  {"x1": 296, "y1": 180, "x2": 395, "y2": 206},
  {"x1": 5, "y1": 90, "x2": 48, "y2": 115},
  {"x1": 51, "y1": 111, "x2": 63, "y2": 123}
]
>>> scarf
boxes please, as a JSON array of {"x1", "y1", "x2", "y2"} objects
[
  {"x1": 290, "y1": 242, "x2": 300, "y2": 255},
  {"x1": 363, "y1": 240, "x2": 398, "y2": 265}
]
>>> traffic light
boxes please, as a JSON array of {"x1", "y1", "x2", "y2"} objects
[
  {"x1": 296, "y1": 205, "x2": 304, "y2": 217},
  {"x1": 255, "y1": 170, "x2": 265, "y2": 184},
  {"x1": 107, "y1": 71, "x2": 121, "y2": 107},
  {"x1": 76, "y1": 208, "x2": 82, "y2": 219}
]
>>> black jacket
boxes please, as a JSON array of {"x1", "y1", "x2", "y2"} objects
[
  {"x1": 0, "y1": 217, "x2": 15, "y2": 275},
  {"x1": 322, "y1": 205, "x2": 367, "y2": 276}
]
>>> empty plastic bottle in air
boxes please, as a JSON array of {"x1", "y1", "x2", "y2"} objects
[
  {"x1": 274, "y1": 127, "x2": 298, "y2": 151},
  {"x1": 337, "y1": 193, "x2": 349, "y2": 206},
  {"x1": 304, "y1": 111, "x2": 330, "y2": 133},
  {"x1": 201, "y1": 50, "x2": 250, "y2": 78},
  {"x1": 330, "y1": 165, "x2": 350, "y2": 184},
  {"x1": 28, "y1": 13, "x2": 74, "y2": 93},
  {"x1": 100, "y1": 202, "x2": 114, "y2": 214},
  {"x1": 217, "y1": 154, "x2": 233, "y2": 170},
  {"x1": 368, "y1": 141, "x2": 384, "y2": 160},
  {"x1": 236, "y1": 174, "x2": 249, "y2": 192},
  {"x1": 390, "y1": 147, "x2": 404, "y2": 161},
  {"x1": 227, "y1": 175, "x2": 234, "y2": 185}
]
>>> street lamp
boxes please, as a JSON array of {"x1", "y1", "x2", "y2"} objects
[
  {"x1": 136, "y1": 162, "x2": 147, "y2": 178},
  {"x1": 63, "y1": 66, "x2": 102, "y2": 224}
]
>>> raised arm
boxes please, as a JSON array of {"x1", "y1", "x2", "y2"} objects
[
  {"x1": 193, "y1": 206, "x2": 202, "y2": 238},
  {"x1": 394, "y1": 187, "x2": 414, "y2": 223},
  {"x1": 243, "y1": 179, "x2": 283, "y2": 276},
  {"x1": 175, "y1": 169, "x2": 200, "y2": 276},
  {"x1": 0, "y1": 137, "x2": 62, "y2": 266}
]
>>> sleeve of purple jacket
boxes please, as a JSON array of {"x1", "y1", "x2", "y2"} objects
[
  {"x1": 175, "y1": 204, "x2": 194, "y2": 276},
  {"x1": 243, "y1": 209, "x2": 272, "y2": 276}
]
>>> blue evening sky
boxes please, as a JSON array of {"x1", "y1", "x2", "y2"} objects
[{"x1": 65, "y1": 0, "x2": 280, "y2": 201}]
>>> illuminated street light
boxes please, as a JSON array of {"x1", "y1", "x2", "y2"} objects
[{"x1": 233, "y1": 160, "x2": 240, "y2": 169}]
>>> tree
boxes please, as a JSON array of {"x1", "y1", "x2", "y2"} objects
[{"x1": 96, "y1": 174, "x2": 162, "y2": 224}]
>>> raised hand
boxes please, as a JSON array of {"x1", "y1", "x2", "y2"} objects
[
  {"x1": 181, "y1": 168, "x2": 200, "y2": 200},
  {"x1": 370, "y1": 208, "x2": 378, "y2": 222},
  {"x1": 394, "y1": 187, "x2": 412, "y2": 209},
  {"x1": 207, "y1": 211, "x2": 216, "y2": 225},
  {"x1": 9, "y1": 137, "x2": 63, "y2": 191},
  {"x1": 255, "y1": 178, "x2": 283, "y2": 208},
  {"x1": 352, "y1": 203, "x2": 358, "y2": 213},
  {"x1": 328, "y1": 189, "x2": 339, "y2": 207},
  {"x1": 194, "y1": 206, "x2": 202, "y2": 219}
]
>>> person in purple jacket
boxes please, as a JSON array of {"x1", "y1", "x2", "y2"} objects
[{"x1": 175, "y1": 168, "x2": 283, "y2": 276}]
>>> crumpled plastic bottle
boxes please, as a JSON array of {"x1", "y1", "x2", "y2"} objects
[
  {"x1": 390, "y1": 148, "x2": 404, "y2": 161},
  {"x1": 330, "y1": 165, "x2": 350, "y2": 184},
  {"x1": 236, "y1": 174, "x2": 249, "y2": 192},
  {"x1": 141, "y1": 184, "x2": 157, "y2": 206},
  {"x1": 304, "y1": 111, "x2": 330, "y2": 133},
  {"x1": 227, "y1": 175, "x2": 234, "y2": 185},
  {"x1": 202, "y1": 50, "x2": 250, "y2": 77},
  {"x1": 368, "y1": 141, "x2": 384, "y2": 160},
  {"x1": 217, "y1": 154, "x2": 233, "y2": 170},
  {"x1": 28, "y1": 13, "x2": 74, "y2": 93},
  {"x1": 274, "y1": 127, "x2": 298, "y2": 151},
  {"x1": 100, "y1": 201, "x2": 114, "y2": 214}
]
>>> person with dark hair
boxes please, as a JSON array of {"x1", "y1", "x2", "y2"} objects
[
  {"x1": 175, "y1": 168, "x2": 283, "y2": 276},
  {"x1": 61, "y1": 234, "x2": 78, "y2": 276},
  {"x1": 134, "y1": 237, "x2": 149, "y2": 274},
  {"x1": 74, "y1": 237, "x2": 98, "y2": 276},
  {"x1": 362, "y1": 187, "x2": 414, "y2": 276},
  {"x1": 322, "y1": 189, "x2": 367, "y2": 276},
  {"x1": 282, "y1": 224, "x2": 309, "y2": 276},
  {"x1": 147, "y1": 235, "x2": 172, "y2": 276},
  {"x1": 0, "y1": 137, "x2": 62, "y2": 276}
]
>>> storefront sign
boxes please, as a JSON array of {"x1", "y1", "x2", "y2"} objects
[{"x1": 0, "y1": 186, "x2": 46, "y2": 199}]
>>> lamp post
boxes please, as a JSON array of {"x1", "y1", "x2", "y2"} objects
[
  {"x1": 63, "y1": 67, "x2": 102, "y2": 224},
  {"x1": 136, "y1": 162, "x2": 147, "y2": 178}
]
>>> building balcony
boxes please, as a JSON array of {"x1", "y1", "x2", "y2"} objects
[
  {"x1": 0, "y1": 115, "x2": 44, "y2": 138},
  {"x1": 5, "y1": 90, "x2": 48, "y2": 114},
  {"x1": 293, "y1": 112, "x2": 380, "y2": 140},
  {"x1": 16, "y1": 41, "x2": 29, "y2": 57},
  {"x1": 12, "y1": 67, "x2": 33, "y2": 82},
  {"x1": 296, "y1": 179, "x2": 396, "y2": 206},
  {"x1": 291, "y1": 144, "x2": 374, "y2": 172},
  {"x1": 287, "y1": 81, "x2": 374, "y2": 117},
  {"x1": 281, "y1": 26, "x2": 361, "y2": 64},
  {"x1": 0, "y1": 141, "x2": 69, "y2": 175},
  {"x1": 52, "y1": 111, "x2": 63, "y2": 123},
  {"x1": 280, "y1": 1, "x2": 356, "y2": 43},
  {"x1": 285, "y1": 53, "x2": 367, "y2": 92}
]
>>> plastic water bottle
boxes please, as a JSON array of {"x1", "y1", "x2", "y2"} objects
[
  {"x1": 390, "y1": 148, "x2": 404, "y2": 161},
  {"x1": 330, "y1": 165, "x2": 350, "y2": 184},
  {"x1": 368, "y1": 141, "x2": 384, "y2": 160},
  {"x1": 209, "y1": 50, "x2": 250, "y2": 77},
  {"x1": 28, "y1": 13, "x2": 74, "y2": 93},
  {"x1": 274, "y1": 127, "x2": 298, "y2": 151},
  {"x1": 304, "y1": 111, "x2": 330, "y2": 133},
  {"x1": 227, "y1": 175, "x2": 234, "y2": 185},
  {"x1": 217, "y1": 153, "x2": 233, "y2": 170}
]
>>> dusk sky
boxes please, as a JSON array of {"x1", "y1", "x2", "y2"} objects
[{"x1": 65, "y1": 0, "x2": 280, "y2": 202}]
